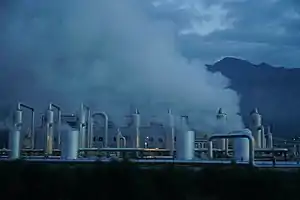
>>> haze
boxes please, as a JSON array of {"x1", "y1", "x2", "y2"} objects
[{"x1": 0, "y1": 0, "x2": 243, "y2": 131}]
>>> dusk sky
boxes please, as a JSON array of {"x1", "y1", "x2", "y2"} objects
[
  {"x1": 152, "y1": 0, "x2": 300, "y2": 68},
  {"x1": 0, "y1": 0, "x2": 299, "y2": 130}
]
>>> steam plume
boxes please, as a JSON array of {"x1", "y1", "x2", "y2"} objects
[{"x1": 0, "y1": 0, "x2": 243, "y2": 131}]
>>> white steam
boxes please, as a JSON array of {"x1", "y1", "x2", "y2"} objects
[{"x1": 0, "y1": 0, "x2": 243, "y2": 131}]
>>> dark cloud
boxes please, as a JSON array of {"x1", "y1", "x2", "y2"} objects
[
  {"x1": 154, "y1": 0, "x2": 300, "y2": 67},
  {"x1": 0, "y1": 0, "x2": 243, "y2": 131}
]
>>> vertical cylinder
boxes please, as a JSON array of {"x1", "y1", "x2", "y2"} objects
[
  {"x1": 9, "y1": 130, "x2": 21, "y2": 159},
  {"x1": 207, "y1": 141, "x2": 213, "y2": 159},
  {"x1": 250, "y1": 109, "x2": 262, "y2": 148},
  {"x1": 176, "y1": 130, "x2": 195, "y2": 160},
  {"x1": 79, "y1": 106, "x2": 86, "y2": 148},
  {"x1": 168, "y1": 109, "x2": 175, "y2": 156},
  {"x1": 61, "y1": 129, "x2": 79, "y2": 160},
  {"x1": 216, "y1": 108, "x2": 227, "y2": 150},
  {"x1": 266, "y1": 126, "x2": 273, "y2": 148},
  {"x1": 133, "y1": 109, "x2": 140, "y2": 148},
  {"x1": 45, "y1": 109, "x2": 54, "y2": 155},
  {"x1": 260, "y1": 126, "x2": 266, "y2": 148},
  {"x1": 234, "y1": 137, "x2": 250, "y2": 162},
  {"x1": 176, "y1": 117, "x2": 194, "y2": 160}
]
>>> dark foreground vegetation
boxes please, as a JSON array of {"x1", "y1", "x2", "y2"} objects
[{"x1": 1, "y1": 161, "x2": 300, "y2": 200}]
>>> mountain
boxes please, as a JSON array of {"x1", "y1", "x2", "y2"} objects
[{"x1": 207, "y1": 57, "x2": 300, "y2": 138}]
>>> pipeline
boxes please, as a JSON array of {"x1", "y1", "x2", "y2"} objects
[
  {"x1": 79, "y1": 104, "x2": 91, "y2": 148},
  {"x1": 133, "y1": 109, "x2": 140, "y2": 148},
  {"x1": 207, "y1": 130, "x2": 255, "y2": 166},
  {"x1": 91, "y1": 112, "x2": 108, "y2": 148},
  {"x1": 48, "y1": 103, "x2": 61, "y2": 148},
  {"x1": 45, "y1": 106, "x2": 54, "y2": 155},
  {"x1": 168, "y1": 109, "x2": 175, "y2": 157},
  {"x1": 17, "y1": 103, "x2": 35, "y2": 149},
  {"x1": 116, "y1": 129, "x2": 127, "y2": 148}
]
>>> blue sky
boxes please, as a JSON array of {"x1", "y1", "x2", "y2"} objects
[{"x1": 152, "y1": 0, "x2": 300, "y2": 68}]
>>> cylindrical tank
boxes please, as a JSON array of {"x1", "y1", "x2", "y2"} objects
[
  {"x1": 9, "y1": 129, "x2": 21, "y2": 159},
  {"x1": 233, "y1": 130, "x2": 251, "y2": 162},
  {"x1": 176, "y1": 117, "x2": 194, "y2": 160},
  {"x1": 250, "y1": 108, "x2": 262, "y2": 148},
  {"x1": 61, "y1": 129, "x2": 79, "y2": 160},
  {"x1": 13, "y1": 110, "x2": 23, "y2": 125}
]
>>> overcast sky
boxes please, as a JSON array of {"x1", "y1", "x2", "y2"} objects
[
  {"x1": 0, "y1": 0, "x2": 299, "y2": 130},
  {"x1": 153, "y1": 0, "x2": 300, "y2": 68}
]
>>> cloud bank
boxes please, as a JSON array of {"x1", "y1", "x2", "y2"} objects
[
  {"x1": 0, "y1": 0, "x2": 243, "y2": 131},
  {"x1": 153, "y1": 0, "x2": 300, "y2": 68}
]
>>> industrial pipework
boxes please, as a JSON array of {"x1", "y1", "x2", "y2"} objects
[
  {"x1": 91, "y1": 112, "x2": 109, "y2": 148},
  {"x1": 266, "y1": 126, "x2": 273, "y2": 148},
  {"x1": 9, "y1": 105, "x2": 25, "y2": 159},
  {"x1": 250, "y1": 108, "x2": 262, "y2": 148},
  {"x1": 260, "y1": 126, "x2": 266, "y2": 148},
  {"x1": 216, "y1": 108, "x2": 228, "y2": 151},
  {"x1": 207, "y1": 130, "x2": 255, "y2": 166},
  {"x1": 48, "y1": 103, "x2": 61, "y2": 148},
  {"x1": 79, "y1": 104, "x2": 91, "y2": 148},
  {"x1": 45, "y1": 105, "x2": 55, "y2": 155},
  {"x1": 132, "y1": 109, "x2": 141, "y2": 148},
  {"x1": 17, "y1": 103, "x2": 35, "y2": 149},
  {"x1": 116, "y1": 128, "x2": 127, "y2": 148},
  {"x1": 168, "y1": 109, "x2": 175, "y2": 156}
]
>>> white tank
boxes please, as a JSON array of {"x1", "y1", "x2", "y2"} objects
[
  {"x1": 250, "y1": 108, "x2": 262, "y2": 148},
  {"x1": 9, "y1": 129, "x2": 21, "y2": 159},
  {"x1": 233, "y1": 129, "x2": 251, "y2": 162},
  {"x1": 176, "y1": 116, "x2": 194, "y2": 160},
  {"x1": 61, "y1": 129, "x2": 79, "y2": 160}
]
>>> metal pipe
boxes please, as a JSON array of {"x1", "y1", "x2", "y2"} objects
[
  {"x1": 208, "y1": 131, "x2": 255, "y2": 166},
  {"x1": 45, "y1": 107, "x2": 54, "y2": 155},
  {"x1": 168, "y1": 109, "x2": 175, "y2": 157},
  {"x1": 133, "y1": 109, "x2": 140, "y2": 148},
  {"x1": 17, "y1": 102, "x2": 35, "y2": 149},
  {"x1": 92, "y1": 112, "x2": 108, "y2": 148},
  {"x1": 116, "y1": 128, "x2": 127, "y2": 148},
  {"x1": 49, "y1": 103, "x2": 61, "y2": 148},
  {"x1": 79, "y1": 104, "x2": 90, "y2": 148}
]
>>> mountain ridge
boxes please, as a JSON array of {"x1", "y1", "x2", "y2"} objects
[{"x1": 207, "y1": 57, "x2": 300, "y2": 138}]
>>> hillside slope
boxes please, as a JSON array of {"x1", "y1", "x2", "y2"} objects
[{"x1": 207, "y1": 57, "x2": 300, "y2": 138}]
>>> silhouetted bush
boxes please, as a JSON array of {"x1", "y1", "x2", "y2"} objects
[{"x1": 0, "y1": 160, "x2": 300, "y2": 200}]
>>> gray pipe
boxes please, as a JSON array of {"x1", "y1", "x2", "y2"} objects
[
  {"x1": 49, "y1": 103, "x2": 61, "y2": 148},
  {"x1": 208, "y1": 132, "x2": 255, "y2": 166},
  {"x1": 79, "y1": 104, "x2": 91, "y2": 148},
  {"x1": 92, "y1": 112, "x2": 108, "y2": 148},
  {"x1": 17, "y1": 102, "x2": 35, "y2": 149}
]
